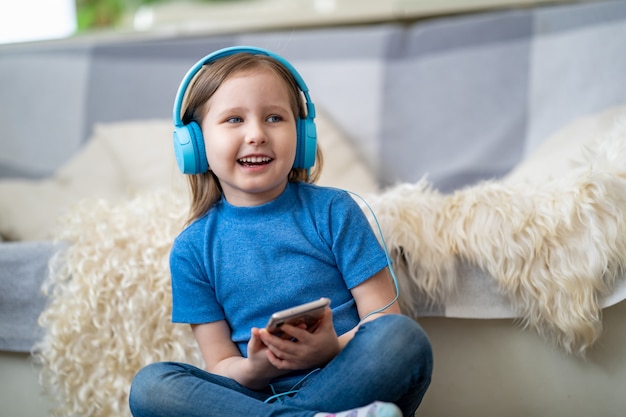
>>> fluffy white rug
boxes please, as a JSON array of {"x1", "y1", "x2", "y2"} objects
[{"x1": 368, "y1": 109, "x2": 626, "y2": 355}]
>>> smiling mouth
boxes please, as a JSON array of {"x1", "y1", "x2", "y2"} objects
[{"x1": 238, "y1": 156, "x2": 273, "y2": 167}]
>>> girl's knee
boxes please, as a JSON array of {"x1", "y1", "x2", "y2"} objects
[
  {"x1": 129, "y1": 362, "x2": 182, "y2": 415},
  {"x1": 373, "y1": 315, "x2": 430, "y2": 345},
  {"x1": 368, "y1": 314, "x2": 433, "y2": 369},
  {"x1": 132, "y1": 362, "x2": 173, "y2": 389}
]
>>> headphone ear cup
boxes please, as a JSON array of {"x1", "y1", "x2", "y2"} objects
[
  {"x1": 294, "y1": 117, "x2": 317, "y2": 169},
  {"x1": 173, "y1": 121, "x2": 208, "y2": 174}
]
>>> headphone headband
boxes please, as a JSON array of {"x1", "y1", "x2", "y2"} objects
[
  {"x1": 173, "y1": 46, "x2": 316, "y2": 126},
  {"x1": 172, "y1": 46, "x2": 317, "y2": 174}
]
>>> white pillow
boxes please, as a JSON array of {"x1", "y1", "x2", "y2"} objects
[
  {"x1": 315, "y1": 108, "x2": 379, "y2": 195},
  {"x1": 0, "y1": 119, "x2": 181, "y2": 241}
]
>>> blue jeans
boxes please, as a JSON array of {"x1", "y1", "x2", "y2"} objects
[{"x1": 129, "y1": 314, "x2": 432, "y2": 417}]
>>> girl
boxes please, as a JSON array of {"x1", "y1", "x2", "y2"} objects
[{"x1": 129, "y1": 47, "x2": 432, "y2": 417}]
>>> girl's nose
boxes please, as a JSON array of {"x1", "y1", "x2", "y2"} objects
[{"x1": 246, "y1": 120, "x2": 267, "y2": 145}]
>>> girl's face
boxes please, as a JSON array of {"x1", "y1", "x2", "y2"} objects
[{"x1": 200, "y1": 68, "x2": 298, "y2": 206}]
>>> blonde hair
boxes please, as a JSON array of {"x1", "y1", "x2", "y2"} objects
[{"x1": 180, "y1": 53, "x2": 324, "y2": 225}]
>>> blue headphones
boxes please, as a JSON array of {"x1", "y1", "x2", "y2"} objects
[{"x1": 172, "y1": 46, "x2": 318, "y2": 174}]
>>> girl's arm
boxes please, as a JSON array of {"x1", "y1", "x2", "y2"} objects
[
  {"x1": 338, "y1": 266, "x2": 401, "y2": 348},
  {"x1": 191, "y1": 320, "x2": 288, "y2": 389}
]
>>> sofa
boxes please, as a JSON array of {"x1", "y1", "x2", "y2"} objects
[{"x1": 2, "y1": 1, "x2": 626, "y2": 416}]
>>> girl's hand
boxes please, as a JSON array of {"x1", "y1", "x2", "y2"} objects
[
  {"x1": 246, "y1": 328, "x2": 288, "y2": 384},
  {"x1": 192, "y1": 320, "x2": 286, "y2": 390},
  {"x1": 258, "y1": 308, "x2": 340, "y2": 370}
]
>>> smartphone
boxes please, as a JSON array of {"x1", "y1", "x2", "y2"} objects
[{"x1": 266, "y1": 297, "x2": 331, "y2": 339}]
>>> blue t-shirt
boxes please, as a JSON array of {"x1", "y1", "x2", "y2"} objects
[{"x1": 170, "y1": 181, "x2": 388, "y2": 357}]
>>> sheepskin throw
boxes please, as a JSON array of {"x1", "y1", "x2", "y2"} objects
[{"x1": 36, "y1": 114, "x2": 626, "y2": 417}]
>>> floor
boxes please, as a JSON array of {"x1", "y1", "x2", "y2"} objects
[{"x1": 0, "y1": 351, "x2": 52, "y2": 417}]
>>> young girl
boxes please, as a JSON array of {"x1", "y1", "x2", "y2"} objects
[{"x1": 129, "y1": 47, "x2": 432, "y2": 417}]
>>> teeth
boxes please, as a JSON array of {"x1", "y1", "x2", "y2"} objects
[{"x1": 238, "y1": 156, "x2": 272, "y2": 163}]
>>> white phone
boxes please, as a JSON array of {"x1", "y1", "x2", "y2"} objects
[{"x1": 265, "y1": 297, "x2": 331, "y2": 339}]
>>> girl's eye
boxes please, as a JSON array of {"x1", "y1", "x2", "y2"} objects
[
  {"x1": 226, "y1": 117, "x2": 243, "y2": 123},
  {"x1": 267, "y1": 115, "x2": 282, "y2": 123}
]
